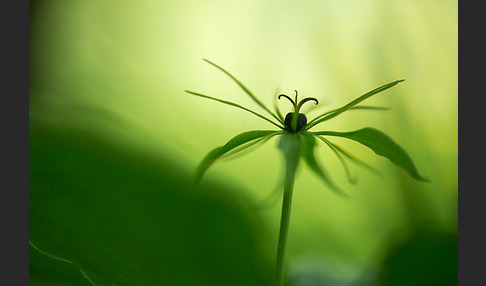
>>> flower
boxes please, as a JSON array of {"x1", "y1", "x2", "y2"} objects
[{"x1": 185, "y1": 59, "x2": 428, "y2": 196}]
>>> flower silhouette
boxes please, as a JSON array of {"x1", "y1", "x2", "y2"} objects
[
  {"x1": 185, "y1": 59, "x2": 428, "y2": 195},
  {"x1": 185, "y1": 59, "x2": 428, "y2": 286}
]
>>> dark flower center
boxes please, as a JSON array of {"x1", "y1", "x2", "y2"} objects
[{"x1": 284, "y1": 113, "x2": 307, "y2": 132}]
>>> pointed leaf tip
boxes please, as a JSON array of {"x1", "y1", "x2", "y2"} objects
[{"x1": 314, "y1": 127, "x2": 429, "y2": 182}]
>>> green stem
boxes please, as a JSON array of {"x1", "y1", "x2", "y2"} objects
[{"x1": 275, "y1": 161, "x2": 296, "y2": 286}]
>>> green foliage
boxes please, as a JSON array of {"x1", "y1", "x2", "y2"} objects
[
  {"x1": 313, "y1": 127, "x2": 429, "y2": 182},
  {"x1": 29, "y1": 121, "x2": 273, "y2": 286},
  {"x1": 29, "y1": 243, "x2": 93, "y2": 286},
  {"x1": 317, "y1": 136, "x2": 382, "y2": 180},
  {"x1": 377, "y1": 229, "x2": 458, "y2": 286},
  {"x1": 194, "y1": 130, "x2": 281, "y2": 183},
  {"x1": 299, "y1": 133, "x2": 345, "y2": 196},
  {"x1": 304, "y1": 80, "x2": 405, "y2": 130},
  {"x1": 185, "y1": 90, "x2": 284, "y2": 129},
  {"x1": 30, "y1": 1, "x2": 457, "y2": 284},
  {"x1": 188, "y1": 59, "x2": 425, "y2": 188},
  {"x1": 187, "y1": 59, "x2": 428, "y2": 286},
  {"x1": 201, "y1": 58, "x2": 283, "y2": 125}
]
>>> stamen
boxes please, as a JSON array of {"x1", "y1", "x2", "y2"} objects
[
  {"x1": 278, "y1": 94, "x2": 296, "y2": 106},
  {"x1": 297, "y1": 97, "x2": 319, "y2": 112}
]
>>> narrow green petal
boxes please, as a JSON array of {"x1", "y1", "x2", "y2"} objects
[
  {"x1": 316, "y1": 135, "x2": 383, "y2": 178},
  {"x1": 193, "y1": 130, "x2": 280, "y2": 183},
  {"x1": 299, "y1": 133, "x2": 348, "y2": 197},
  {"x1": 317, "y1": 136, "x2": 357, "y2": 184},
  {"x1": 305, "y1": 80, "x2": 404, "y2": 130},
  {"x1": 221, "y1": 131, "x2": 281, "y2": 160},
  {"x1": 314, "y1": 127, "x2": 429, "y2": 182},
  {"x1": 203, "y1": 58, "x2": 282, "y2": 124},
  {"x1": 305, "y1": 106, "x2": 391, "y2": 130},
  {"x1": 185, "y1": 90, "x2": 285, "y2": 129}
]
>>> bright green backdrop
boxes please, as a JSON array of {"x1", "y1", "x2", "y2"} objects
[{"x1": 30, "y1": 0, "x2": 457, "y2": 285}]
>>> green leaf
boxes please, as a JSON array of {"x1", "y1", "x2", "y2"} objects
[
  {"x1": 316, "y1": 135, "x2": 383, "y2": 178},
  {"x1": 378, "y1": 230, "x2": 457, "y2": 286},
  {"x1": 185, "y1": 90, "x2": 284, "y2": 129},
  {"x1": 203, "y1": 58, "x2": 282, "y2": 124},
  {"x1": 221, "y1": 131, "x2": 279, "y2": 160},
  {"x1": 194, "y1": 130, "x2": 280, "y2": 183},
  {"x1": 30, "y1": 121, "x2": 273, "y2": 286},
  {"x1": 317, "y1": 136, "x2": 358, "y2": 184},
  {"x1": 304, "y1": 105, "x2": 391, "y2": 130},
  {"x1": 29, "y1": 242, "x2": 94, "y2": 286},
  {"x1": 313, "y1": 127, "x2": 429, "y2": 182},
  {"x1": 305, "y1": 80, "x2": 404, "y2": 130},
  {"x1": 299, "y1": 133, "x2": 348, "y2": 197},
  {"x1": 306, "y1": 105, "x2": 391, "y2": 128}
]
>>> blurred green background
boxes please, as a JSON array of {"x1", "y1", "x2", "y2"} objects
[{"x1": 29, "y1": 0, "x2": 457, "y2": 285}]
